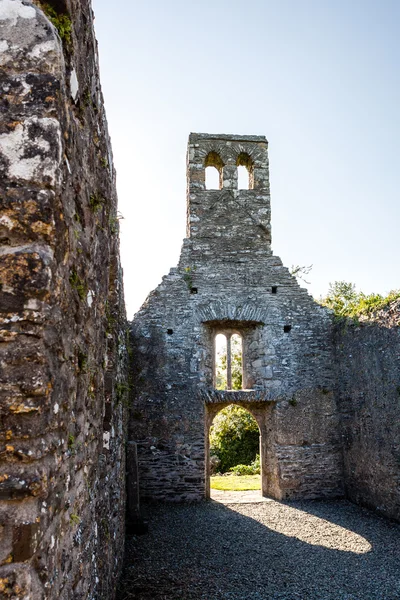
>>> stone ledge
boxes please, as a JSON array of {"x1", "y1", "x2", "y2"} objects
[{"x1": 200, "y1": 389, "x2": 276, "y2": 404}]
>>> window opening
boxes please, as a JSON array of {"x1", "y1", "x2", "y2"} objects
[
  {"x1": 205, "y1": 167, "x2": 220, "y2": 190},
  {"x1": 271, "y1": 286, "x2": 277, "y2": 294},
  {"x1": 236, "y1": 152, "x2": 254, "y2": 190},
  {"x1": 237, "y1": 165, "x2": 249, "y2": 190},
  {"x1": 230, "y1": 334, "x2": 243, "y2": 389},
  {"x1": 167, "y1": 328, "x2": 173, "y2": 335},
  {"x1": 215, "y1": 334, "x2": 227, "y2": 390},
  {"x1": 214, "y1": 332, "x2": 243, "y2": 390},
  {"x1": 205, "y1": 151, "x2": 224, "y2": 190},
  {"x1": 190, "y1": 287, "x2": 198, "y2": 294},
  {"x1": 284, "y1": 325, "x2": 292, "y2": 333}
]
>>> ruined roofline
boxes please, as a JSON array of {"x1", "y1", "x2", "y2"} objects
[{"x1": 189, "y1": 132, "x2": 268, "y2": 144}]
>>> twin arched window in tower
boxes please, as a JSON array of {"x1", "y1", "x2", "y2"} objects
[{"x1": 205, "y1": 151, "x2": 254, "y2": 191}]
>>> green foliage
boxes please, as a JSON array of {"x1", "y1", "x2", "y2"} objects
[
  {"x1": 77, "y1": 350, "x2": 88, "y2": 373},
  {"x1": 230, "y1": 454, "x2": 260, "y2": 475},
  {"x1": 319, "y1": 281, "x2": 400, "y2": 321},
  {"x1": 109, "y1": 212, "x2": 124, "y2": 235},
  {"x1": 41, "y1": 3, "x2": 72, "y2": 49},
  {"x1": 105, "y1": 300, "x2": 116, "y2": 334},
  {"x1": 210, "y1": 405, "x2": 259, "y2": 473},
  {"x1": 83, "y1": 87, "x2": 91, "y2": 107},
  {"x1": 69, "y1": 268, "x2": 87, "y2": 301},
  {"x1": 89, "y1": 192, "x2": 104, "y2": 212},
  {"x1": 288, "y1": 396, "x2": 297, "y2": 407},
  {"x1": 70, "y1": 513, "x2": 80, "y2": 525},
  {"x1": 116, "y1": 382, "x2": 131, "y2": 407},
  {"x1": 183, "y1": 266, "x2": 196, "y2": 290}
]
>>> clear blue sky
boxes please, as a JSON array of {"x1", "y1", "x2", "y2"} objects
[{"x1": 92, "y1": 0, "x2": 399, "y2": 318}]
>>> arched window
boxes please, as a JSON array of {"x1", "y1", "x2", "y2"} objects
[
  {"x1": 236, "y1": 152, "x2": 254, "y2": 190},
  {"x1": 205, "y1": 151, "x2": 224, "y2": 190},
  {"x1": 237, "y1": 165, "x2": 249, "y2": 190},
  {"x1": 205, "y1": 166, "x2": 220, "y2": 190},
  {"x1": 214, "y1": 334, "x2": 227, "y2": 390},
  {"x1": 214, "y1": 332, "x2": 243, "y2": 390}
]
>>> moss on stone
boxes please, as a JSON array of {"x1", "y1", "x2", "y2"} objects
[
  {"x1": 69, "y1": 268, "x2": 87, "y2": 301},
  {"x1": 40, "y1": 3, "x2": 72, "y2": 49},
  {"x1": 89, "y1": 192, "x2": 104, "y2": 212}
]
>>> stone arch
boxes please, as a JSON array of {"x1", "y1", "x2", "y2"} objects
[
  {"x1": 224, "y1": 142, "x2": 265, "y2": 169},
  {"x1": 197, "y1": 142, "x2": 231, "y2": 167},
  {"x1": 196, "y1": 301, "x2": 267, "y2": 325}
]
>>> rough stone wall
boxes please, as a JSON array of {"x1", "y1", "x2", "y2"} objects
[
  {"x1": 130, "y1": 133, "x2": 343, "y2": 503},
  {"x1": 335, "y1": 303, "x2": 400, "y2": 522},
  {"x1": 0, "y1": 1, "x2": 128, "y2": 598}
]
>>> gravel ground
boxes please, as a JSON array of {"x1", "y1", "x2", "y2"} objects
[{"x1": 116, "y1": 499, "x2": 400, "y2": 600}]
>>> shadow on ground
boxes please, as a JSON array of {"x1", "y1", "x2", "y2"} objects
[{"x1": 116, "y1": 498, "x2": 400, "y2": 600}]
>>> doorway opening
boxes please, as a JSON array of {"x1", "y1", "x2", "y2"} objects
[{"x1": 206, "y1": 404, "x2": 261, "y2": 499}]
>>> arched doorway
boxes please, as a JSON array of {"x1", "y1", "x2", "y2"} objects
[{"x1": 208, "y1": 404, "x2": 261, "y2": 498}]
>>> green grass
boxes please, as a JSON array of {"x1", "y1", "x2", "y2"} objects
[{"x1": 210, "y1": 474, "x2": 261, "y2": 491}]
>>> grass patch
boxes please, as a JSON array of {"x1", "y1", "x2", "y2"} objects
[{"x1": 210, "y1": 474, "x2": 261, "y2": 491}]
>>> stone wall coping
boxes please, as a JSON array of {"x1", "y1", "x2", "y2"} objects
[{"x1": 189, "y1": 132, "x2": 268, "y2": 144}]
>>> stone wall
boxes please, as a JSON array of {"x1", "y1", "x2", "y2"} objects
[
  {"x1": 0, "y1": 1, "x2": 128, "y2": 598},
  {"x1": 335, "y1": 303, "x2": 400, "y2": 522},
  {"x1": 130, "y1": 133, "x2": 343, "y2": 503}
]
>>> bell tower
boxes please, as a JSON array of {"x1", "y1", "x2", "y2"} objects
[{"x1": 186, "y1": 133, "x2": 271, "y2": 249}]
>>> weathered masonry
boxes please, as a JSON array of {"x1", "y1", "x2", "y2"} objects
[
  {"x1": 0, "y1": 1, "x2": 127, "y2": 599},
  {"x1": 130, "y1": 133, "x2": 343, "y2": 502}
]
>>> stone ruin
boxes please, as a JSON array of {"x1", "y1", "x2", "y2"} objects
[
  {"x1": 0, "y1": 1, "x2": 399, "y2": 599},
  {"x1": 130, "y1": 133, "x2": 343, "y2": 502}
]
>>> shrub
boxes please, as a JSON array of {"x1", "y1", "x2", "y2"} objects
[
  {"x1": 319, "y1": 282, "x2": 400, "y2": 320},
  {"x1": 230, "y1": 454, "x2": 260, "y2": 476}
]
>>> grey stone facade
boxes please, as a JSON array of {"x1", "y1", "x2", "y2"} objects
[
  {"x1": 334, "y1": 307, "x2": 400, "y2": 521},
  {"x1": 130, "y1": 133, "x2": 343, "y2": 502},
  {"x1": 0, "y1": 2, "x2": 127, "y2": 598}
]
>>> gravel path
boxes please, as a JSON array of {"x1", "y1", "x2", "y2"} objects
[{"x1": 117, "y1": 499, "x2": 400, "y2": 600}]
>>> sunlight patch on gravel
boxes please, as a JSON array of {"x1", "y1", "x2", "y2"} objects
[{"x1": 229, "y1": 501, "x2": 372, "y2": 554}]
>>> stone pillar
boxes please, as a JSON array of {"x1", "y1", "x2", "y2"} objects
[
  {"x1": 226, "y1": 334, "x2": 232, "y2": 390},
  {"x1": 222, "y1": 163, "x2": 238, "y2": 190}
]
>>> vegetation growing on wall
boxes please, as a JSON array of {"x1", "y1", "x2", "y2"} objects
[
  {"x1": 39, "y1": 3, "x2": 72, "y2": 48},
  {"x1": 319, "y1": 281, "x2": 400, "y2": 321}
]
